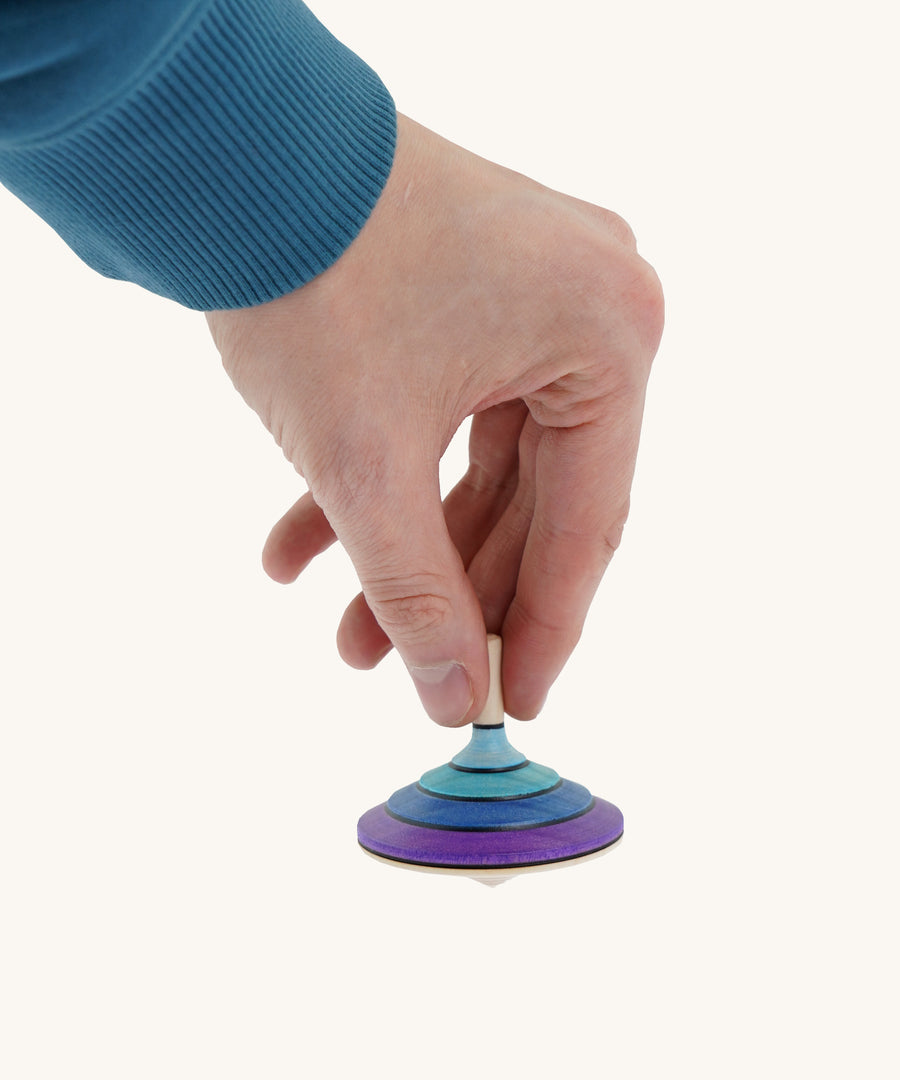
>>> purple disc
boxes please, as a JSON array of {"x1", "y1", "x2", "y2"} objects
[{"x1": 357, "y1": 797, "x2": 624, "y2": 869}]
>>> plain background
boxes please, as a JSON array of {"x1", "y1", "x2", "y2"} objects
[{"x1": 1, "y1": 1, "x2": 897, "y2": 1076}]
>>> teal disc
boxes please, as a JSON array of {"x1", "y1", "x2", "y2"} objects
[{"x1": 419, "y1": 759, "x2": 560, "y2": 798}]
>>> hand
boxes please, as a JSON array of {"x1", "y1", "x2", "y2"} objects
[{"x1": 206, "y1": 115, "x2": 663, "y2": 726}]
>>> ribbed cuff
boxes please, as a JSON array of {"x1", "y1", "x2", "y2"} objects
[{"x1": 0, "y1": 0, "x2": 397, "y2": 309}]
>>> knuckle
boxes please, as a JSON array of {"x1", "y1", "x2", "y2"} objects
[
  {"x1": 574, "y1": 249, "x2": 665, "y2": 386},
  {"x1": 369, "y1": 581, "x2": 455, "y2": 643},
  {"x1": 543, "y1": 231, "x2": 664, "y2": 380},
  {"x1": 598, "y1": 208, "x2": 638, "y2": 250},
  {"x1": 599, "y1": 495, "x2": 631, "y2": 561},
  {"x1": 508, "y1": 598, "x2": 582, "y2": 658},
  {"x1": 305, "y1": 432, "x2": 389, "y2": 520},
  {"x1": 525, "y1": 371, "x2": 607, "y2": 426},
  {"x1": 598, "y1": 497, "x2": 633, "y2": 568},
  {"x1": 530, "y1": 490, "x2": 630, "y2": 578},
  {"x1": 599, "y1": 521, "x2": 625, "y2": 565},
  {"x1": 628, "y1": 257, "x2": 665, "y2": 357},
  {"x1": 591, "y1": 248, "x2": 664, "y2": 347}
]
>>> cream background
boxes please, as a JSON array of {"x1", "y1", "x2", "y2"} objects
[{"x1": 1, "y1": 1, "x2": 897, "y2": 1076}]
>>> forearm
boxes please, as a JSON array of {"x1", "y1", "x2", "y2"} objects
[{"x1": 0, "y1": 0, "x2": 396, "y2": 309}]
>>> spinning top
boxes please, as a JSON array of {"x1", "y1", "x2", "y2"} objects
[{"x1": 357, "y1": 635, "x2": 623, "y2": 879}]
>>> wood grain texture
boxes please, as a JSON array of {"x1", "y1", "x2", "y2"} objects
[
  {"x1": 387, "y1": 779, "x2": 593, "y2": 830},
  {"x1": 472, "y1": 634, "x2": 505, "y2": 727},
  {"x1": 357, "y1": 797, "x2": 624, "y2": 869},
  {"x1": 449, "y1": 724, "x2": 526, "y2": 771},
  {"x1": 418, "y1": 759, "x2": 560, "y2": 799},
  {"x1": 357, "y1": 633, "x2": 623, "y2": 870}
]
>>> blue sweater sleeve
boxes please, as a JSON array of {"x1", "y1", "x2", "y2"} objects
[{"x1": 0, "y1": 0, "x2": 396, "y2": 310}]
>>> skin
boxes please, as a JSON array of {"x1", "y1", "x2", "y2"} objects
[{"x1": 206, "y1": 115, "x2": 664, "y2": 727}]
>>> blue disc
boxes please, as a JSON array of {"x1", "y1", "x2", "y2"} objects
[{"x1": 387, "y1": 778, "x2": 593, "y2": 830}]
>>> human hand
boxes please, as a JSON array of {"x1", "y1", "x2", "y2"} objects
[{"x1": 206, "y1": 115, "x2": 663, "y2": 726}]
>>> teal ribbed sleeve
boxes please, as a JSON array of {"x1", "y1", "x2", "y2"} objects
[{"x1": 0, "y1": 0, "x2": 397, "y2": 309}]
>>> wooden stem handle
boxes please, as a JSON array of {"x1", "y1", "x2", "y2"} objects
[{"x1": 473, "y1": 634, "x2": 505, "y2": 727}]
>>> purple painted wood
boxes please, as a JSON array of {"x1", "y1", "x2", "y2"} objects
[{"x1": 357, "y1": 797, "x2": 623, "y2": 869}]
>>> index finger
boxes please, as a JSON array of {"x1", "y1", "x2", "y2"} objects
[{"x1": 500, "y1": 387, "x2": 647, "y2": 719}]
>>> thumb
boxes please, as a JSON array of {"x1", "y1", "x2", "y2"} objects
[{"x1": 315, "y1": 452, "x2": 489, "y2": 727}]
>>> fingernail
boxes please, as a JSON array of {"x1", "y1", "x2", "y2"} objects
[{"x1": 409, "y1": 662, "x2": 473, "y2": 727}]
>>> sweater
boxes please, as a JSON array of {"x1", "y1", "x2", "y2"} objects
[{"x1": 0, "y1": 0, "x2": 397, "y2": 310}]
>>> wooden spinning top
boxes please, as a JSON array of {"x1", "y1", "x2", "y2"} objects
[{"x1": 357, "y1": 635, "x2": 623, "y2": 877}]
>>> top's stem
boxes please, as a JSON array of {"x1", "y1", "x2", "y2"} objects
[{"x1": 473, "y1": 634, "x2": 505, "y2": 727}]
